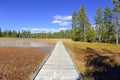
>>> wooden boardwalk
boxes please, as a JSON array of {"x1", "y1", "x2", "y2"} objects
[{"x1": 33, "y1": 41, "x2": 79, "y2": 80}]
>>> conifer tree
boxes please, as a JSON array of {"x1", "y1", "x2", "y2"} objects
[
  {"x1": 112, "y1": 0, "x2": 120, "y2": 45},
  {"x1": 94, "y1": 7, "x2": 103, "y2": 42},
  {"x1": 78, "y1": 6, "x2": 91, "y2": 41},
  {"x1": 103, "y1": 6, "x2": 114, "y2": 43}
]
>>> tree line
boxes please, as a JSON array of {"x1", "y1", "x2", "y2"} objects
[
  {"x1": 0, "y1": 28, "x2": 71, "y2": 39},
  {"x1": 71, "y1": 0, "x2": 120, "y2": 45},
  {"x1": 31, "y1": 30, "x2": 71, "y2": 39},
  {"x1": 0, "y1": 29, "x2": 32, "y2": 38}
]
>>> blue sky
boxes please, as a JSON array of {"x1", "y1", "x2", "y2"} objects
[{"x1": 0, "y1": 0, "x2": 114, "y2": 33}]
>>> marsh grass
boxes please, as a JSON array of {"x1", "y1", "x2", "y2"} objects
[
  {"x1": 0, "y1": 46, "x2": 50, "y2": 80},
  {"x1": 63, "y1": 40, "x2": 120, "y2": 79}
]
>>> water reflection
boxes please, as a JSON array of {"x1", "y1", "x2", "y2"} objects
[{"x1": 0, "y1": 41, "x2": 54, "y2": 51}]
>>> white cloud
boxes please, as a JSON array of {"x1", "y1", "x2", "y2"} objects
[
  {"x1": 54, "y1": 15, "x2": 72, "y2": 20},
  {"x1": 21, "y1": 27, "x2": 70, "y2": 33},
  {"x1": 52, "y1": 15, "x2": 72, "y2": 26},
  {"x1": 31, "y1": 28, "x2": 49, "y2": 33},
  {"x1": 59, "y1": 21, "x2": 71, "y2": 26},
  {"x1": 59, "y1": 28, "x2": 68, "y2": 31},
  {"x1": 63, "y1": 16, "x2": 72, "y2": 20},
  {"x1": 21, "y1": 28, "x2": 30, "y2": 31},
  {"x1": 54, "y1": 15, "x2": 62, "y2": 20},
  {"x1": 52, "y1": 20, "x2": 62, "y2": 24}
]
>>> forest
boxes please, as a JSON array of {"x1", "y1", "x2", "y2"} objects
[
  {"x1": 71, "y1": 0, "x2": 120, "y2": 45},
  {"x1": 0, "y1": 29, "x2": 71, "y2": 39}
]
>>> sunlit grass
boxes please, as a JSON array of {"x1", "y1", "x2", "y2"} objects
[
  {"x1": 63, "y1": 39, "x2": 120, "y2": 76},
  {"x1": 64, "y1": 40, "x2": 120, "y2": 53}
]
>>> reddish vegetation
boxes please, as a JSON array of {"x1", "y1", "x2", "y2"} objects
[{"x1": 0, "y1": 46, "x2": 49, "y2": 80}]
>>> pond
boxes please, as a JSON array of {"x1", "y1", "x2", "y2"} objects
[{"x1": 0, "y1": 41, "x2": 55, "y2": 51}]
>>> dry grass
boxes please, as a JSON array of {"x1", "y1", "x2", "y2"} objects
[
  {"x1": 63, "y1": 40, "x2": 120, "y2": 75},
  {"x1": 0, "y1": 46, "x2": 50, "y2": 80},
  {"x1": 0, "y1": 38, "x2": 120, "y2": 79},
  {"x1": 0, "y1": 38, "x2": 61, "y2": 45}
]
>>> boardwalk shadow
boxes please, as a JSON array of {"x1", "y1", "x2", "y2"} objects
[{"x1": 85, "y1": 48, "x2": 120, "y2": 80}]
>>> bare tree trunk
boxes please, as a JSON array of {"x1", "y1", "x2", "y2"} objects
[
  {"x1": 98, "y1": 25, "x2": 101, "y2": 42},
  {"x1": 98, "y1": 35, "x2": 101, "y2": 42},
  {"x1": 84, "y1": 25, "x2": 86, "y2": 42},
  {"x1": 116, "y1": 32, "x2": 119, "y2": 45}
]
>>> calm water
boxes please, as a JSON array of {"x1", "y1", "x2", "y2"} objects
[{"x1": 0, "y1": 41, "x2": 54, "y2": 51}]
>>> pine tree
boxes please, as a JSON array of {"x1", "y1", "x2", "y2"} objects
[
  {"x1": 71, "y1": 10, "x2": 80, "y2": 41},
  {"x1": 87, "y1": 27, "x2": 96, "y2": 42},
  {"x1": 112, "y1": 0, "x2": 120, "y2": 45},
  {"x1": 94, "y1": 7, "x2": 104, "y2": 42},
  {"x1": 103, "y1": 6, "x2": 114, "y2": 43},
  {"x1": 12, "y1": 30, "x2": 18, "y2": 37},
  {"x1": 78, "y1": 6, "x2": 91, "y2": 42},
  {"x1": 72, "y1": 10, "x2": 78, "y2": 27},
  {"x1": 0, "y1": 28, "x2": 2, "y2": 37}
]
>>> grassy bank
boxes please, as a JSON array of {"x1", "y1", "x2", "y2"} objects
[{"x1": 63, "y1": 40, "x2": 120, "y2": 78}]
